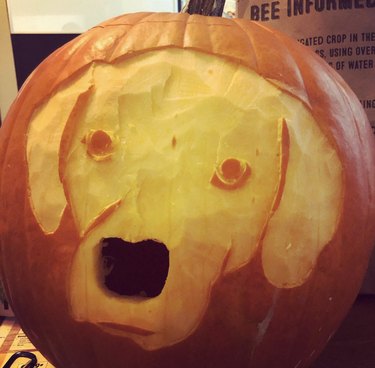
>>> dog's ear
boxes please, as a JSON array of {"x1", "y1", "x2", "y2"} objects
[
  {"x1": 261, "y1": 118, "x2": 343, "y2": 288},
  {"x1": 26, "y1": 74, "x2": 93, "y2": 234}
]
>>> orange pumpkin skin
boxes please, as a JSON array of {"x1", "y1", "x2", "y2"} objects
[{"x1": 0, "y1": 12, "x2": 374, "y2": 368}]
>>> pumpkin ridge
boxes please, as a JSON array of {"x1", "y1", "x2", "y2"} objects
[
  {"x1": 231, "y1": 18, "x2": 259, "y2": 71},
  {"x1": 94, "y1": 12, "x2": 154, "y2": 28}
]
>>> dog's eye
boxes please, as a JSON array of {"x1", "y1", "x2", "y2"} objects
[
  {"x1": 210, "y1": 158, "x2": 251, "y2": 190},
  {"x1": 82, "y1": 130, "x2": 115, "y2": 161}
]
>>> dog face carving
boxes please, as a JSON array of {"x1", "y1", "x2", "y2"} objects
[{"x1": 26, "y1": 49, "x2": 342, "y2": 350}]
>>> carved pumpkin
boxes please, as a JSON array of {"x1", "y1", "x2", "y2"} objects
[{"x1": 0, "y1": 12, "x2": 374, "y2": 368}]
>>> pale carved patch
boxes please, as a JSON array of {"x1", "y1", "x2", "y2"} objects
[
  {"x1": 26, "y1": 48, "x2": 343, "y2": 350},
  {"x1": 26, "y1": 68, "x2": 94, "y2": 234}
]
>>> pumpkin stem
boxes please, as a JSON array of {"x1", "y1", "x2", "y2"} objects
[{"x1": 182, "y1": 0, "x2": 226, "y2": 16}]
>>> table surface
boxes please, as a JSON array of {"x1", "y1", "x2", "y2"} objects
[{"x1": 312, "y1": 295, "x2": 375, "y2": 368}]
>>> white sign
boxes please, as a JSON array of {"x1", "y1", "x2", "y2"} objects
[
  {"x1": 7, "y1": 0, "x2": 178, "y2": 33},
  {"x1": 237, "y1": 1, "x2": 375, "y2": 134}
]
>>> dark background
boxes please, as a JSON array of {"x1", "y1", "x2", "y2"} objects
[{"x1": 11, "y1": 33, "x2": 78, "y2": 89}]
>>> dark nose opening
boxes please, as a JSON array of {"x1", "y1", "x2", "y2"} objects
[{"x1": 100, "y1": 237, "x2": 169, "y2": 298}]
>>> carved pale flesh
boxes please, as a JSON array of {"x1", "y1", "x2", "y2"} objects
[{"x1": 26, "y1": 49, "x2": 343, "y2": 350}]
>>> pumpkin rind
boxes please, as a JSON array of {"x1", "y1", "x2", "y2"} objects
[{"x1": 0, "y1": 12, "x2": 374, "y2": 368}]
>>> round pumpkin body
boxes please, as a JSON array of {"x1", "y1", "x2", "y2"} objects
[{"x1": 0, "y1": 12, "x2": 374, "y2": 368}]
